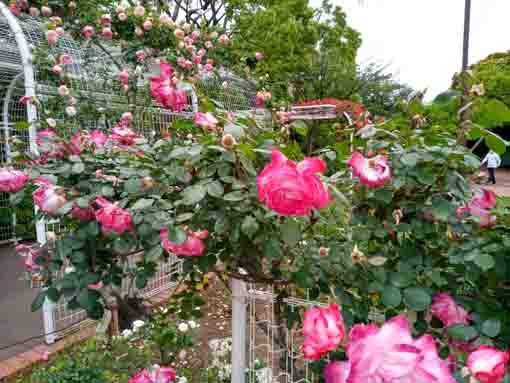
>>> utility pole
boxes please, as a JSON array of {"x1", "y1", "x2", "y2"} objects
[{"x1": 458, "y1": 0, "x2": 472, "y2": 144}]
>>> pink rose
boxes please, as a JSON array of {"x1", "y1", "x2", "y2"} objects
[
  {"x1": 71, "y1": 203, "x2": 95, "y2": 221},
  {"x1": 149, "y1": 63, "x2": 188, "y2": 112},
  {"x1": 204, "y1": 63, "x2": 213, "y2": 72},
  {"x1": 100, "y1": 14, "x2": 112, "y2": 25},
  {"x1": 191, "y1": 30, "x2": 200, "y2": 40},
  {"x1": 257, "y1": 150, "x2": 330, "y2": 216},
  {"x1": 458, "y1": 188, "x2": 497, "y2": 228},
  {"x1": 205, "y1": 41, "x2": 213, "y2": 49},
  {"x1": 82, "y1": 25, "x2": 94, "y2": 39},
  {"x1": 160, "y1": 228, "x2": 207, "y2": 257},
  {"x1": 16, "y1": 243, "x2": 42, "y2": 272},
  {"x1": 37, "y1": 129, "x2": 65, "y2": 158},
  {"x1": 46, "y1": 30, "x2": 58, "y2": 45},
  {"x1": 218, "y1": 34, "x2": 229, "y2": 45},
  {"x1": 19, "y1": 95, "x2": 31, "y2": 104},
  {"x1": 255, "y1": 52, "x2": 264, "y2": 61},
  {"x1": 59, "y1": 54, "x2": 73, "y2": 65},
  {"x1": 343, "y1": 316, "x2": 455, "y2": 383},
  {"x1": 90, "y1": 129, "x2": 108, "y2": 146},
  {"x1": 467, "y1": 346, "x2": 509, "y2": 383},
  {"x1": 143, "y1": 19, "x2": 153, "y2": 31},
  {"x1": 302, "y1": 304, "x2": 345, "y2": 360},
  {"x1": 41, "y1": 6, "x2": 52, "y2": 16},
  {"x1": 129, "y1": 366, "x2": 176, "y2": 383},
  {"x1": 95, "y1": 197, "x2": 134, "y2": 235},
  {"x1": 55, "y1": 27, "x2": 65, "y2": 37},
  {"x1": 159, "y1": 12, "x2": 171, "y2": 25},
  {"x1": 136, "y1": 50, "x2": 145, "y2": 61},
  {"x1": 119, "y1": 70, "x2": 129, "y2": 86},
  {"x1": 431, "y1": 293, "x2": 471, "y2": 328},
  {"x1": 53, "y1": 65, "x2": 63, "y2": 75},
  {"x1": 0, "y1": 169, "x2": 29, "y2": 192},
  {"x1": 58, "y1": 85, "x2": 69, "y2": 97},
  {"x1": 101, "y1": 27, "x2": 113, "y2": 40},
  {"x1": 194, "y1": 112, "x2": 218, "y2": 130},
  {"x1": 87, "y1": 281, "x2": 104, "y2": 290},
  {"x1": 29, "y1": 7, "x2": 40, "y2": 17},
  {"x1": 209, "y1": 31, "x2": 219, "y2": 39},
  {"x1": 33, "y1": 186, "x2": 67, "y2": 216},
  {"x1": 111, "y1": 126, "x2": 141, "y2": 147},
  {"x1": 174, "y1": 29, "x2": 185, "y2": 39},
  {"x1": 255, "y1": 91, "x2": 271, "y2": 107},
  {"x1": 118, "y1": 12, "x2": 127, "y2": 21},
  {"x1": 69, "y1": 131, "x2": 85, "y2": 155},
  {"x1": 133, "y1": 5, "x2": 145, "y2": 17},
  {"x1": 348, "y1": 151, "x2": 391, "y2": 188},
  {"x1": 324, "y1": 361, "x2": 351, "y2": 383}
]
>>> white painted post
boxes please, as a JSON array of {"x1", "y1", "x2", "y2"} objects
[
  {"x1": 231, "y1": 278, "x2": 247, "y2": 383},
  {"x1": 42, "y1": 298, "x2": 57, "y2": 344}
]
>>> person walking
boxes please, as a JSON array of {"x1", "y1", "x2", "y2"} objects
[{"x1": 481, "y1": 150, "x2": 501, "y2": 184}]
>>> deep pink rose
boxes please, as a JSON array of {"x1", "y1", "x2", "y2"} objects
[
  {"x1": 95, "y1": 197, "x2": 134, "y2": 235},
  {"x1": 194, "y1": 112, "x2": 218, "y2": 130},
  {"x1": 33, "y1": 186, "x2": 67, "y2": 215},
  {"x1": 431, "y1": 293, "x2": 471, "y2": 328},
  {"x1": 101, "y1": 27, "x2": 113, "y2": 40},
  {"x1": 458, "y1": 188, "x2": 497, "y2": 228},
  {"x1": 343, "y1": 316, "x2": 455, "y2": 383},
  {"x1": 324, "y1": 361, "x2": 351, "y2": 383},
  {"x1": 302, "y1": 304, "x2": 344, "y2": 360},
  {"x1": 119, "y1": 70, "x2": 129, "y2": 86},
  {"x1": 59, "y1": 54, "x2": 73, "y2": 65},
  {"x1": 467, "y1": 346, "x2": 509, "y2": 383},
  {"x1": 71, "y1": 203, "x2": 95, "y2": 221},
  {"x1": 37, "y1": 129, "x2": 65, "y2": 158},
  {"x1": 150, "y1": 63, "x2": 188, "y2": 111},
  {"x1": 348, "y1": 151, "x2": 391, "y2": 188},
  {"x1": 111, "y1": 126, "x2": 141, "y2": 147},
  {"x1": 129, "y1": 366, "x2": 176, "y2": 383},
  {"x1": 0, "y1": 169, "x2": 29, "y2": 192},
  {"x1": 90, "y1": 129, "x2": 108, "y2": 146},
  {"x1": 257, "y1": 150, "x2": 330, "y2": 216},
  {"x1": 160, "y1": 228, "x2": 207, "y2": 257}
]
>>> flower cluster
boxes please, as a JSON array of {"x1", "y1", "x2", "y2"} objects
[
  {"x1": 457, "y1": 188, "x2": 497, "y2": 228},
  {"x1": 129, "y1": 365, "x2": 176, "y2": 383}
]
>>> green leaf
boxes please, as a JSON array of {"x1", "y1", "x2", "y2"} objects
[
  {"x1": 46, "y1": 287, "x2": 61, "y2": 303},
  {"x1": 146, "y1": 245, "x2": 163, "y2": 260},
  {"x1": 281, "y1": 221, "x2": 301, "y2": 246},
  {"x1": 390, "y1": 272, "x2": 414, "y2": 288},
  {"x1": 223, "y1": 191, "x2": 246, "y2": 201},
  {"x1": 474, "y1": 254, "x2": 495, "y2": 271},
  {"x1": 382, "y1": 286, "x2": 402, "y2": 308},
  {"x1": 176, "y1": 213, "x2": 193, "y2": 222},
  {"x1": 101, "y1": 185, "x2": 115, "y2": 198},
  {"x1": 401, "y1": 153, "x2": 420, "y2": 167},
  {"x1": 31, "y1": 291, "x2": 47, "y2": 312},
  {"x1": 131, "y1": 198, "x2": 155, "y2": 210},
  {"x1": 167, "y1": 227, "x2": 187, "y2": 245},
  {"x1": 207, "y1": 181, "x2": 224, "y2": 198},
  {"x1": 481, "y1": 319, "x2": 501, "y2": 337},
  {"x1": 77, "y1": 289, "x2": 101, "y2": 313},
  {"x1": 241, "y1": 216, "x2": 259, "y2": 239},
  {"x1": 485, "y1": 133, "x2": 507, "y2": 155},
  {"x1": 403, "y1": 287, "x2": 431, "y2": 311},
  {"x1": 125, "y1": 178, "x2": 141, "y2": 194},
  {"x1": 264, "y1": 238, "x2": 282, "y2": 259},
  {"x1": 182, "y1": 184, "x2": 206, "y2": 205},
  {"x1": 71, "y1": 162, "x2": 85, "y2": 174},
  {"x1": 15, "y1": 121, "x2": 30, "y2": 130},
  {"x1": 448, "y1": 324, "x2": 478, "y2": 342}
]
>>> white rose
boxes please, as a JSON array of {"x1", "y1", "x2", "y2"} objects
[
  {"x1": 65, "y1": 106, "x2": 77, "y2": 116},
  {"x1": 121, "y1": 329, "x2": 133, "y2": 338},
  {"x1": 178, "y1": 323, "x2": 189, "y2": 333},
  {"x1": 132, "y1": 320, "x2": 145, "y2": 331},
  {"x1": 64, "y1": 266, "x2": 75, "y2": 274},
  {"x1": 188, "y1": 320, "x2": 197, "y2": 329}
]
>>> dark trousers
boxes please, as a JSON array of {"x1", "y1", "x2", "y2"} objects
[{"x1": 488, "y1": 167, "x2": 496, "y2": 184}]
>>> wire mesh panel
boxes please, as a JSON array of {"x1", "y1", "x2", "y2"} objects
[{"x1": 247, "y1": 286, "x2": 331, "y2": 383}]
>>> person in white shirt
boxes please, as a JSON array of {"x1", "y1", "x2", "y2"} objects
[{"x1": 481, "y1": 150, "x2": 502, "y2": 184}]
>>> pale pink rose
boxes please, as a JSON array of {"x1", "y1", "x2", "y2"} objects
[
  {"x1": 121, "y1": 111, "x2": 133, "y2": 123},
  {"x1": 41, "y1": 6, "x2": 52, "y2": 16},
  {"x1": 55, "y1": 27, "x2": 65, "y2": 36},
  {"x1": 174, "y1": 28, "x2": 185, "y2": 39},
  {"x1": 149, "y1": 63, "x2": 188, "y2": 111},
  {"x1": 101, "y1": 27, "x2": 113, "y2": 40},
  {"x1": 182, "y1": 23, "x2": 191, "y2": 32},
  {"x1": 458, "y1": 188, "x2": 497, "y2": 228},
  {"x1": 431, "y1": 293, "x2": 471, "y2": 328},
  {"x1": 218, "y1": 34, "x2": 229, "y2": 45},
  {"x1": 178, "y1": 41, "x2": 185, "y2": 49},
  {"x1": 58, "y1": 85, "x2": 69, "y2": 97},
  {"x1": 111, "y1": 126, "x2": 141, "y2": 147},
  {"x1": 82, "y1": 25, "x2": 94, "y2": 39},
  {"x1": 69, "y1": 96, "x2": 77, "y2": 105},
  {"x1": 221, "y1": 134, "x2": 236, "y2": 149},
  {"x1": 116, "y1": 5, "x2": 126, "y2": 14},
  {"x1": 176, "y1": 57, "x2": 186, "y2": 68},
  {"x1": 90, "y1": 129, "x2": 108, "y2": 146},
  {"x1": 59, "y1": 54, "x2": 73, "y2": 65},
  {"x1": 191, "y1": 30, "x2": 200, "y2": 40},
  {"x1": 133, "y1": 5, "x2": 145, "y2": 17},
  {"x1": 184, "y1": 60, "x2": 193, "y2": 71},
  {"x1": 69, "y1": 131, "x2": 85, "y2": 154},
  {"x1": 40, "y1": 350, "x2": 50, "y2": 361},
  {"x1": 100, "y1": 14, "x2": 112, "y2": 25},
  {"x1": 118, "y1": 12, "x2": 127, "y2": 21},
  {"x1": 257, "y1": 150, "x2": 330, "y2": 216},
  {"x1": 348, "y1": 151, "x2": 391, "y2": 188},
  {"x1": 160, "y1": 228, "x2": 207, "y2": 257},
  {"x1": 135, "y1": 27, "x2": 144, "y2": 37},
  {"x1": 204, "y1": 63, "x2": 213, "y2": 72},
  {"x1": 136, "y1": 50, "x2": 145, "y2": 61},
  {"x1": 467, "y1": 346, "x2": 509, "y2": 383},
  {"x1": 194, "y1": 112, "x2": 218, "y2": 130},
  {"x1": 95, "y1": 197, "x2": 134, "y2": 235},
  {"x1": 129, "y1": 366, "x2": 176, "y2": 383},
  {"x1": 52, "y1": 65, "x2": 63, "y2": 75},
  {"x1": 302, "y1": 304, "x2": 344, "y2": 360},
  {"x1": 197, "y1": 48, "x2": 206, "y2": 57},
  {"x1": 192, "y1": 55, "x2": 202, "y2": 65},
  {"x1": 324, "y1": 361, "x2": 351, "y2": 383},
  {"x1": 71, "y1": 203, "x2": 95, "y2": 221},
  {"x1": 345, "y1": 316, "x2": 455, "y2": 383},
  {"x1": 205, "y1": 41, "x2": 213, "y2": 49},
  {"x1": 0, "y1": 169, "x2": 29, "y2": 192},
  {"x1": 33, "y1": 186, "x2": 66, "y2": 215},
  {"x1": 46, "y1": 118, "x2": 56, "y2": 128},
  {"x1": 159, "y1": 12, "x2": 171, "y2": 24},
  {"x1": 143, "y1": 19, "x2": 152, "y2": 31},
  {"x1": 29, "y1": 7, "x2": 40, "y2": 17},
  {"x1": 119, "y1": 70, "x2": 129, "y2": 85},
  {"x1": 209, "y1": 31, "x2": 219, "y2": 40},
  {"x1": 46, "y1": 30, "x2": 58, "y2": 45},
  {"x1": 65, "y1": 106, "x2": 77, "y2": 117},
  {"x1": 255, "y1": 52, "x2": 264, "y2": 61}
]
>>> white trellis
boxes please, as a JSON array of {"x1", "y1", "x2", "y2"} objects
[{"x1": 0, "y1": 5, "x2": 332, "y2": 382}]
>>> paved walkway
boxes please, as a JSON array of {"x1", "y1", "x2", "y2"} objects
[
  {"x1": 0, "y1": 245, "x2": 44, "y2": 361},
  {"x1": 481, "y1": 169, "x2": 510, "y2": 197}
]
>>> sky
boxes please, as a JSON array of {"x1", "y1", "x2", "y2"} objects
[{"x1": 327, "y1": 0, "x2": 510, "y2": 100}]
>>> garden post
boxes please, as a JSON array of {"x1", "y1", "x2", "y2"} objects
[{"x1": 231, "y1": 277, "x2": 247, "y2": 383}]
